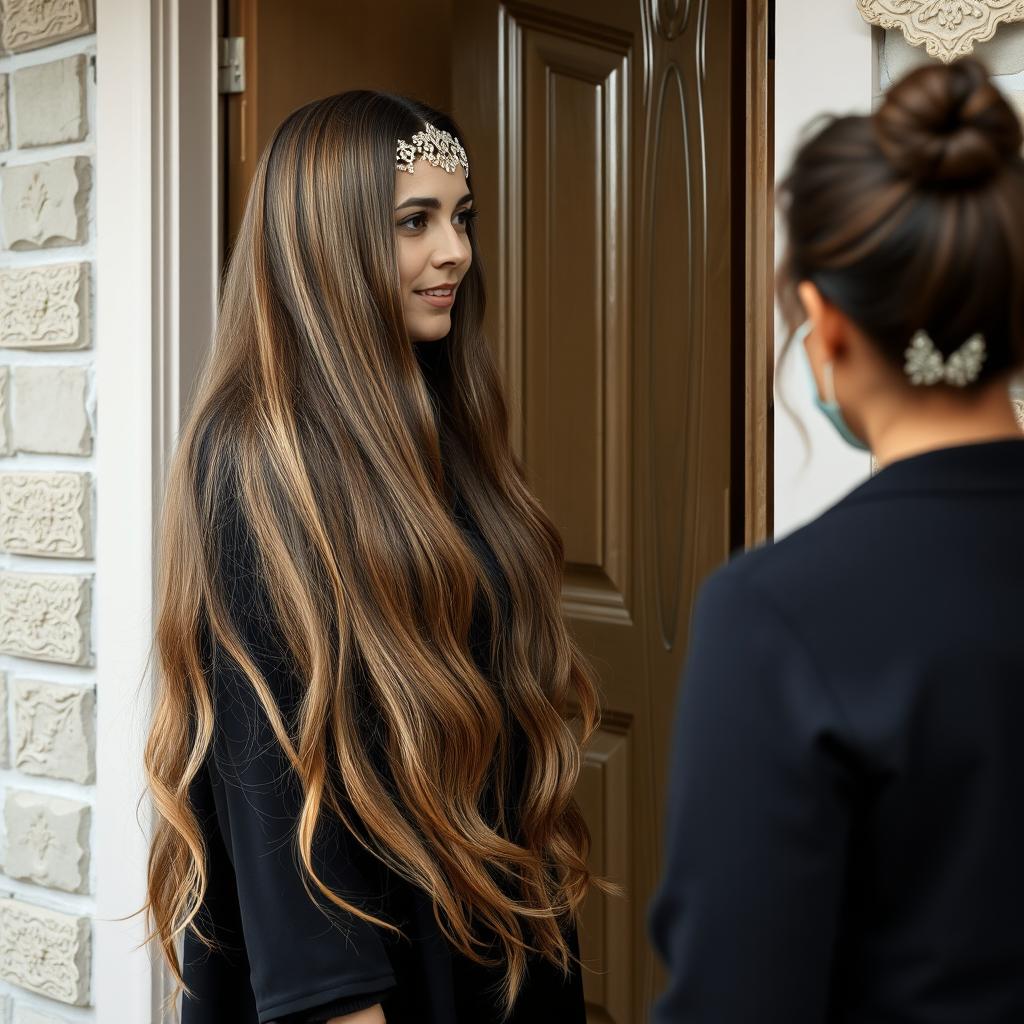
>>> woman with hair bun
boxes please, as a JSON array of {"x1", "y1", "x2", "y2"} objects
[
  {"x1": 140, "y1": 92, "x2": 603, "y2": 1024},
  {"x1": 649, "y1": 58, "x2": 1024, "y2": 1022}
]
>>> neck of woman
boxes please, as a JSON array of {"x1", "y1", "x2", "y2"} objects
[{"x1": 867, "y1": 375, "x2": 1023, "y2": 467}]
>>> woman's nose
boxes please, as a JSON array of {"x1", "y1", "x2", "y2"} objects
[{"x1": 431, "y1": 225, "x2": 470, "y2": 268}]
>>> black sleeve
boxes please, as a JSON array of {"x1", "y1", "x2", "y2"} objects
[
  {"x1": 181, "y1": 761, "x2": 260, "y2": 1023},
  {"x1": 648, "y1": 567, "x2": 855, "y2": 1024},
  {"x1": 196, "y1": 480, "x2": 397, "y2": 1023},
  {"x1": 270, "y1": 989, "x2": 390, "y2": 1022}
]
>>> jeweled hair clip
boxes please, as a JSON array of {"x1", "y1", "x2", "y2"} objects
[
  {"x1": 904, "y1": 330, "x2": 986, "y2": 387},
  {"x1": 396, "y1": 122, "x2": 469, "y2": 177}
]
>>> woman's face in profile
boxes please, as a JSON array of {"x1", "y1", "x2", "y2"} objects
[{"x1": 393, "y1": 160, "x2": 474, "y2": 343}]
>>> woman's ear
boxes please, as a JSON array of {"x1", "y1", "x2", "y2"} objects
[
  {"x1": 796, "y1": 280, "x2": 824, "y2": 326},
  {"x1": 797, "y1": 281, "x2": 851, "y2": 365}
]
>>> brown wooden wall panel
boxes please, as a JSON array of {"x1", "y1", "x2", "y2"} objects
[
  {"x1": 509, "y1": 9, "x2": 631, "y2": 622},
  {"x1": 575, "y1": 720, "x2": 631, "y2": 1023}
]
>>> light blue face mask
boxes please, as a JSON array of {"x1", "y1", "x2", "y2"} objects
[{"x1": 791, "y1": 319, "x2": 871, "y2": 453}]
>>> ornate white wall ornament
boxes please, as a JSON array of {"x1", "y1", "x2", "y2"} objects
[
  {"x1": 0, "y1": 571, "x2": 91, "y2": 665},
  {"x1": 0, "y1": 672, "x2": 7, "y2": 768},
  {"x1": 13, "y1": 679, "x2": 95, "y2": 783},
  {"x1": 0, "y1": 472, "x2": 91, "y2": 557},
  {"x1": 0, "y1": 157, "x2": 90, "y2": 250},
  {"x1": 0, "y1": 366, "x2": 9, "y2": 455},
  {"x1": 0, "y1": 262, "x2": 89, "y2": 350},
  {"x1": 0, "y1": 898, "x2": 90, "y2": 1004},
  {"x1": 0, "y1": 0, "x2": 95, "y2": 54},
  {"x1": 4, "y1": 789, "x2": 90, "y2": 893},
  {"x1": 0, "y1": 75, "x2": 9, "y2": 152},
  {"x1": 858, "y1": 1, "x2": 1024, "y2": 62}
]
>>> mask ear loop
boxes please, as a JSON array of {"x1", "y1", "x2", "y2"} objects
[
  {"x1": 793, "y1": 320, "x2": 824, "y2": 400},
  {"x1": 822, "y1": 360, "x2": 837, "y2": 406},
  {"x1": 802, "y1": 321, "x2": 838, "y2": 407}
]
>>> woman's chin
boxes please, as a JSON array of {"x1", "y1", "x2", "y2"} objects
[{"x1": 408, "y1": 314, "x2": 452, "y2": 343}]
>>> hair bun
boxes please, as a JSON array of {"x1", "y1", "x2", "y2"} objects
[{"x1": 874, "y1": 57, "x2": 1022, "y2": 185}]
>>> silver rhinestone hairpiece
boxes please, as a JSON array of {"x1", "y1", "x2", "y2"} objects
[
  {"x1": 395, "y1": 122, "x2": 469, "y2": 177},
  {"x1": 904, "y1": 330, "x2": 987, "y2": 387}
]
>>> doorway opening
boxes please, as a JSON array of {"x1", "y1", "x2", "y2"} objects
[{"x1": 216, "y1": 3, "x2": 773, "y2": 1019}]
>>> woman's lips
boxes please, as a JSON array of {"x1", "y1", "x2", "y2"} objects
[{"x1": 415, "y1": 285, "x2": 456, "y2": 309}]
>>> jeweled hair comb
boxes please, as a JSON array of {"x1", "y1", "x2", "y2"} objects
[
  {"x1": 904, "y1": 330, "x2": 987, "y2": 387},
  {"x1": 396, "y1": 122, "x2": 469, "y2": 177}
]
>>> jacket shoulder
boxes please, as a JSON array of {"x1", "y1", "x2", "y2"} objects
[{"x1": 712, "y1": 497, "x2": 887, "y2": 613}]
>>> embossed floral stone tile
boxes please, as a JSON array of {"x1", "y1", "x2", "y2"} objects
[
  {"x1": 859, "y1": 0, "x2": 1024, "y2": 63},
  {"x1": 0, "y1": 366, "x2": 9, "y2": 456},
  {"x1": 4, "y1": 788, "x2": 91, "y2": 893},
  {"x1": 0, "y1": 75, "x2": 9, "y2": 152},
  {"x1": 0, "y1": 471, "x2": 92, "y2": 557},
  {"x1": 0, "y1": 897, "x2": 90, "y2": 1005},
  {"x1": 0, "y1": 158, "x2": 90, "y2": 250},
  {"x1": 0, "y1": 571, "x2": 91, "y2": 665},
  {"x1": 13, "y1": 677, "x2": 95, "y2": 783},
  {"x1": 0, "y1": 263, "x2": 89, "y2": 350},
  {"x1": 0, "y1": 0, "x2": 95, "y2": 55}
]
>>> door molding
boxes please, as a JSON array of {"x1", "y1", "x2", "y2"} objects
[
  {"x1": 744, "y1": 0, "x2": 773, "y2": 546},
  {"x1": 94, "y1": 0, "x2": 219, "y2": 1019}
]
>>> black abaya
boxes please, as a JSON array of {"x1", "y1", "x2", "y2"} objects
[{"x1": 181, "y1": 342, "x2": 585, "y2": 1023}]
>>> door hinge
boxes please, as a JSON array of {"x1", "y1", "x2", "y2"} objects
[{"x1": 218, "y1": 36, "x2": 245, "y2": 94}]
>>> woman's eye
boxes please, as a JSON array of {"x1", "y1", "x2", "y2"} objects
[{"x1": 398, "y1": 208, "x2": 477, "y2": 231}]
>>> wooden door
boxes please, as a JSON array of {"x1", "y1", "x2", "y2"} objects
[
  {"x1": 222, "y1": 0, "x2": 455, "y2": 246},
  {"x1": 223, "y1": 0, "x2": 765, "y2": 1017},
  {"x1": 453, "y1": 2, "x2": 747, "y2": 1019}
]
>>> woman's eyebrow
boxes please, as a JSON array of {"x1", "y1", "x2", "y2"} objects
[{"x1": 394, "y1": 192, "x2": 474, "y2": 212}]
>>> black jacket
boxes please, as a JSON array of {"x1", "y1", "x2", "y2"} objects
[{"x1": 649, "y1": 439, "x2": 1024, "y2": 1023}]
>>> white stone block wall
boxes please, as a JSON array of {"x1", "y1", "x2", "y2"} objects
[{"x1": 0, "y1": 3, "x2": 98, "y2": 1022}]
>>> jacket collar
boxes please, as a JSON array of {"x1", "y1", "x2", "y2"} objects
[{"x1": 838, "y1": 438, "x2": 1024, "y2": 505}]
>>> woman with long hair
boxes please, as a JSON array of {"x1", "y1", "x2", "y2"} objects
[
  {"x1": 649, "y1": 58, "x2": 1024, "y2": 1021},
  {"x1": 142, "y1": 92, "x2": 602, "y2": 1024}
]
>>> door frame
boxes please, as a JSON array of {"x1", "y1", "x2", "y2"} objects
[
  {"x1": 94, "y1": 0, "x2": 220, "y2": 1019},
  {"x1": 93, "y1": 0, "x2": 772, "y2": 1018},
  {"x1": 743, "y1": 0, "x2": 774, "y2": 546}
]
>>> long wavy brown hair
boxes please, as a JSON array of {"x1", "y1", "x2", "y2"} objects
[{"x1": 141, "y1": 90, "x2": 603, "y2": 1016}]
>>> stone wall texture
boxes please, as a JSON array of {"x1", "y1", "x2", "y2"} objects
[{"x1": 0, "y1": 6, "x2": 97, "y2": 1020}]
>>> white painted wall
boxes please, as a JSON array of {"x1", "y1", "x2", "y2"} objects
[{"x1": 773, "y1": 2, "x2": 875, "y2": 538}]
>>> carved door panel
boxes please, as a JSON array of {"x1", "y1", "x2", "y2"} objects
[{"x1": 453, "y1": 2, "x2": 740, "y2": 1019}]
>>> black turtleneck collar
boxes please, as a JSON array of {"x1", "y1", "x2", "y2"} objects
[{"x1": 412, "y1": 338, "x2": 447, "y2": 378}]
